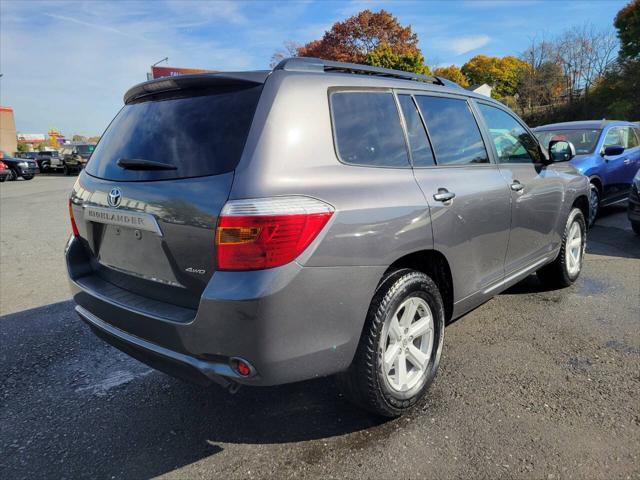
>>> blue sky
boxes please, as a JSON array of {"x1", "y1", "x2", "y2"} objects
[{"x1": 0, "y1": 0, "x2": 627, "y2": 136}]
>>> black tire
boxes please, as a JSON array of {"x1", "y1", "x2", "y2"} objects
[
  {"x1": 632, "y1": 221, "x2": 640, "y2": 236},
  {"x1": 337, "y1": 269, "x2": 445, "y2": 417},
  {"x1": 588, "y1": 183, "x2": 600, "y2": 227},
  {"x1": 9, "y1": 169, "x2": 18, "y2": 181},
  {"x1": 0, "y1": 176, "x2": 5, "y2": 183},
  {"x1": 537, "y1": 207, "x2": 586, "y2": 288},
  {"x1": 22, "y1": 174, "x2": 34, "y2": 180}
]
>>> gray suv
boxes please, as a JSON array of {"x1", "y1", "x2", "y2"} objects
[{"x1": 66, "y1": 58, "x2": 590, "y2": 417}]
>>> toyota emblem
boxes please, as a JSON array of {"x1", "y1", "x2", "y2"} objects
[{"x1": 107, "y1": 187, "x2": 122, "y2": 208}]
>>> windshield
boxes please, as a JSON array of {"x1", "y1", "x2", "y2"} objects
[{"x1": 534, "y1": 129, "x2": 601, "y2": 155}]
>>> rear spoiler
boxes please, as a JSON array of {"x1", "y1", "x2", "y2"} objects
[{"x1": 123, "y1": 71, "x2": 270, "y2": 104}]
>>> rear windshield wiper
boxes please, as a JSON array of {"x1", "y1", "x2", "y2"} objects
[{"x1": 117, "y1": 158, "x2": 177, "y2": 170}]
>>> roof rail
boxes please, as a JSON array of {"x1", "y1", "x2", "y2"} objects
[{"x1": 274, "y1": 57, "x2": 448, "y2": 87}]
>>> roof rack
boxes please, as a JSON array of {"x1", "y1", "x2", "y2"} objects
[{"x1": 274, "y1": 57, "x2": 449, "y2": 87}]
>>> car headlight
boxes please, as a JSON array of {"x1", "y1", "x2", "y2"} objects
[{"x1": 19, "y1": 162, "x2": 29, "y2": 168}]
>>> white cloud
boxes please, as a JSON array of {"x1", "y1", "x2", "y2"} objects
[{"x1": 449, "y1": 34, "x2": 491, "y2": 55}]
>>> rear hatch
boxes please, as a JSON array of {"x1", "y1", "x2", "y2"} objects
[{"x1": 70, "y1": 73, "x2": 266, "y2": 309}]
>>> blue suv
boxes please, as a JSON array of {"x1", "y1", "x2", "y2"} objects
[{"x1": 534, "y1": 120, "x2": 640, "y2": 226}]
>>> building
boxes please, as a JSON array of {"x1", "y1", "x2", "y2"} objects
[
  {"x1": 0, "y1": 106, "x2": 17, "y2": 154},
  {"x1": 466, "y1": 84, "x2": 493, "y2": 97},
  {"x1": 17, "y1": 133, "x2": 46, "y2": 150}
]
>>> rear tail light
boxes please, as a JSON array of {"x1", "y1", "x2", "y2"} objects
[
  {"x1": 216, "y1": 196, "x2": 334, "y2": 270},
  {"x1": 69, "y1": 199, "x2": 79, "y2": 237}
]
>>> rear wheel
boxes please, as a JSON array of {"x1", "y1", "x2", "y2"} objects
[
  {"x1": 537, "y1": 207, "x2": 586, "y2": 288},
  {"x1": 337, "y1": 269, "x2": 445, "y2": 417},
  {"x1": 22, "y1": 174, "x2": 34, "y2": 180},
  {"x1": 588, "y1": 183, "x2": 600, "y2": 227}
]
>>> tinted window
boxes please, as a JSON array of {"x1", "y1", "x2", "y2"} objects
[
  {"x1": 331, "y1": 92, "x2": 409, "y2": 167},
  {"x1": 414, "y1": 96, "x2": 488, "y2": 165},
  {"x1": 397, "y1": 95, "x2": 435, "y2": 167},
  {"x1": 86, "y1": 86, "x2": 262, "y2": 181},
  {"x1": 478, "y1": 103, "x2": 541, "y2": 164}
]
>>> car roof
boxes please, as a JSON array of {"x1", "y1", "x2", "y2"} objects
[
  {"x1": 123, "y1": 57, "x2": 500, "y2": 107},
  {"x1": 533, "y1": 119, "x2": 634, "y2": 131}
]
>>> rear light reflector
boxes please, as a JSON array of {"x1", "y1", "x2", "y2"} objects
[
  {"x1": 69, "y1": 199, "x2": 79, "y2": 237},
  {"x1": 216, "y1": 196, "x2": 334, "y2": 270}
]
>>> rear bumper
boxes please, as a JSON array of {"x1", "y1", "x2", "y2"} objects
[
  {"x1": 66, "y1": 236, "x2": 384, "y2": 387},
  {"x1": 76, "y1": 305, "x2": 239, "y2": 389}
]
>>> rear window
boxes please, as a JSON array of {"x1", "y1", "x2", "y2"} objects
[
  {"x1": 330, "y1": 91, "x2": 409, "y2": 168},
  {"x1": 86, "y1": 85, "x2": 262, "y2": 181}
]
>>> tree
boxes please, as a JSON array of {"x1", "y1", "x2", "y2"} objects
[
  {"x1": 295, "y1": 10, "x2": 427, "y2": 73},
  {"x1": 270, "y1": 40, "x2": 300, "y2": 68},
  {"x1": 17, "y1": 142, "x2": 28, "y2": 152},
  {"x1": 87, "y1": 136, "x2": 101, "y2": 144},
  {"x1": 432, "y1": 65, "x2": 469, "y2": 87},
  {"x1": 72, "y1": 134, "x2": 87, "y2": 142},
  {"x1": 461, "y1": 55, "x2": 527, "y2": 97},
  {"x1": 614, "y1": 0, "x2": 640, "y2": 60},
  {"x1": 366, "y1": 43, "x2": 430, "y2": 74}
]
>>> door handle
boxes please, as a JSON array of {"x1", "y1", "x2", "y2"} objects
[
  {"x1": 623, "y1": 158, "x2": 631, "y2": 164},
  {"x1": 510, "y1": 181, "x2": 524, "y2": 192},
  {"x1": 433, "y1": 188, "x2": 456, "y2": 202}
]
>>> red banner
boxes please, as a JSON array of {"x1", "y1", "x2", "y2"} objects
[{"x1": 151, "y1": 66, "x2": 214, "y2": 79}]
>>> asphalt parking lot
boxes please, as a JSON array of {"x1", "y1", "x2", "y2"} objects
[{"x1": 1, "y1": 175, "x2": 639, "y2": 479}]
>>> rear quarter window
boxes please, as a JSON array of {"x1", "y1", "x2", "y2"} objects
[
  {"x1": 330, "y1": 91, "x2": 409, "y2": 168},
  {"x1": 86, "y1": 85, "x2": 262, "y2": 181}
]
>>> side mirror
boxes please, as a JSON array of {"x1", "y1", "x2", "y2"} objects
[
  {"x1": 602, "y1": 144, "x2": 624, "y2": 157},
  {"x1": 548, "y1": 140, "x2": 575, "y2": 162}
]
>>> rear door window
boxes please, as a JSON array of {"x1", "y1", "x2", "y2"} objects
[
  {"x1": 330, "y1": 91, "x2": 409, "y2": 167},
  {"x1": 86, "y1": 85, "x2": 262, "y2": 181},
  {"x1": 414, "y1": 96, "x2": 489, "y2": 165},
  {"x1": 397, "y1": 94, "x2": 435, "y2": 167}
]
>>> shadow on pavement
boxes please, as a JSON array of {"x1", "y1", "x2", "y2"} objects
[
  {"x1": 587, "y1": 204, "x2": 640, "y2": 260},
  {"x1": 0, "y1": 301, "x2": 384, "y2": 479},
  {"x1": 502, "y1": 205, "x2": 638, "y2": 296}
]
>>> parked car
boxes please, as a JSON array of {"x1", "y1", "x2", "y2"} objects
[
  {"x1": 0, "y1": 160, "x2": 12, "y2": 182},
  {"x1": 628, "y1": 169, "x2": 640, "y2": 235},
  {"x1": 0, "y1": 151, "x2": 37, "y2": 180},
  {"x1": 533, "y1": 120, "x2": 640, "y2": 226},
  {"x1": 59, "y1": 145, "x2": 89, "y2": 175},
  {"x1": 36, "y1": 150, "x2": 61, "y2": 172},
  {"x1": 67, "y1": 58, "x2": 590, "y2": 417}
]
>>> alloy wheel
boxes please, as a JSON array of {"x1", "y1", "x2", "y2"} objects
[
  {"x1": 565, "y1": 220, "x2": 583, "y2": 276},
  {"x1": 380, "y1": 297, "x2": 434, "y2": 393}
]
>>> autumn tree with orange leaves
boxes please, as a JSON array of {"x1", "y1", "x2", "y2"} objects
[{"x1": 272, "y1": 10, "x2": 430, "y2": 74}]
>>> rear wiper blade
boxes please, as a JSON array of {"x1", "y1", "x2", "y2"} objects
[{"x1": 117, "y1": 158, "x2": 177, "y2": 170}]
